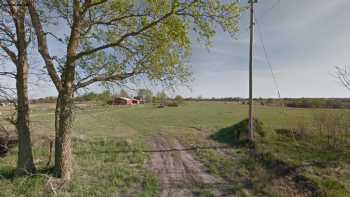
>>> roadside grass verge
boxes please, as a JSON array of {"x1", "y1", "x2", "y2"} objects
[
  {"x1": 256, "y1": 131, "x2": 350, "y2": 197},
  {"x1": 0, "y1": 137, "x2": 159, "y2": 197},
  {"x1": 177, "y1": 131, "x2": 308, "y2": 196},
  {"x1": 175, "y1": 116, "x2": 350, "y2": 196}
]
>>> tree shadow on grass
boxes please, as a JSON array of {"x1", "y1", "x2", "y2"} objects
[
  {"x1": 0, "y1": 166, "x2": 16, "y2": 179},
  {"x1": 210, "y1": 119, "x2": 252, "y2": 147},
  {"x1": 211, "y1": 118, "x2": 275, "y2": 148},
  {"x1": 0, "y1": 166, "x2": 54, "y2": 180},
  {"x1": 210, "y1": 125, "x2": 239, "y2": 146}
]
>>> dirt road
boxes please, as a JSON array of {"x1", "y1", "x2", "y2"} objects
[{"x1": 148, "y1": 136, "x2": 225, "y2": 197}]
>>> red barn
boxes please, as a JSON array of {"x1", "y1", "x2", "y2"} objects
[
  {"x1": 132, "y1": 99, "x2": 139, "y2": 104},
  {"x1": 112, "y1": 97, "x2": 133, "y2": 105}
]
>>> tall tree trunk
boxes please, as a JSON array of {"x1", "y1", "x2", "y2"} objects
[
  {"x1": 54, "y1": 0, "x2": 81, "y2": 180},
  {"x1": 15, "y1": 56, "x2": 36, "y2": 175},
  {"x1": 15, "y1": 18, "x2": 35, "y2": 175},
  {"x1": 54, "y1": 89, "x2": 74, "y2": 180},
  {"x1": 14, "y1": 5, "x2": 36, "y2": 175}
]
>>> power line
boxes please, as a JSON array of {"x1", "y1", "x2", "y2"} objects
[
  {"x1": 245, "y1": 0, "x2": 281, "y2": 26},
  {"x1": 241, "y1": 0, "x2": 281, "y2": 33},
  {"x1": 255, "y1": 17, "x2": 281, "y2": 98},
  {"x1": 259, "y1": 0, "x2": 281, "y2": 20}
]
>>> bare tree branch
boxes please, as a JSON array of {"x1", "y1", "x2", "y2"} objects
[
  {"x1": 0, "y1": 25, "x2": 17, "y2": 44},
  {"x1": 25, "y1": 0, "x2": 62, "y2": 91},
  {"x1": 74, "y1": 3, "x2": 176, "y2": 61},
  {"x1": 89, "y1": 13, "x2": 149, "y2": 27},
  {"x1": 336, "y1": 66, "x2": 350, "y2": 91},
  {"x1": 0, "y1": 71, "x2": 16, "y2": 78},
  {"x1": 81, "y1": 0, "x2": 107, "y2": 15},
  {"x1": 75, "y1": 72, "x2": 136, "y2": 89},
  {"x1": 0, "y1": 43, "x2": 17, "y2": 63}
]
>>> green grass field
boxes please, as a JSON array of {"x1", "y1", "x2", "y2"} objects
[
  {"x1": 1, "y1": 102, "x2": 349, "y2": 196},
  {"x1": 27, "y1": 101, "x2": 347, "y2": 137}
]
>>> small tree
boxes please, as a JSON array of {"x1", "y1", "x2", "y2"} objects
[
  {"x1": 119, "y1": 89, "x2": 129, "y2": 98},
  {"x1": 175, "y1": 95, "x2": 184, "y2": 104},
  {"x1": 96, "y1": 90, "x2": 112, "y2": 103},
  {"x1": 82, "y1": 92, "x2": 97, "y2": 101},
  {"x1": 152, "y1": 96, "x2": 159, "y2": 104},
  {"x1": 137, "y1": 89, "x2": 153, "y2": 103},
  {"x1": 157, "y1": 91, "x2": 168, "y2": 105}
]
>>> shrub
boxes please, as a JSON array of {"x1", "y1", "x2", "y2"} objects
[
  {"x1": 105, "y1": 99, "x2": 113, "y2": 105},
  {"x1": 313, "y1": 112, "x2": 350, "y2": 149},
  {"x1": 166, "y1": 102, "x2": 178, "y2": 107},
  {"x1": 174, "y1": 95, "x2": 184, "y2": 104}
]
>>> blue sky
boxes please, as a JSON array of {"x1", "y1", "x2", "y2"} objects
[{"x1": 21, "y1": 0, "x2": 350, "y2": 98}]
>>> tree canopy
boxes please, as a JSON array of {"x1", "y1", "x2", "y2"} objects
[{"x1": 31, "y1": 0, "x2": 241, "y2": 90}]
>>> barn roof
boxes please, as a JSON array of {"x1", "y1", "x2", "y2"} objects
[{"x1": 116, "y1": 97, "x2": 132, "y2": 101}]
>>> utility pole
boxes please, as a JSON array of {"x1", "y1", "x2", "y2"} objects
[{"x1": 248, "y1": 0, "x2": 257, "y2": 141}]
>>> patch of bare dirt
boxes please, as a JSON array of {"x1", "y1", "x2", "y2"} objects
[{"x1": 147, "y1": 136, "x2": 225, "y2": 197}]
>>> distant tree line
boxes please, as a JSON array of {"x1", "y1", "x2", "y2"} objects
[
  {"x1": 184, "y1": 97, "x2": 350, "y2": 109},
  {"x1": 30, "y1": 95, "x2": 350, "y2": 109},
  {"x1": 30, "y1": 97, "x2": 58, "y2": 104},
  {"x1": 29, "y1": 89, "x2": 187, "y2": 108},
  {"x1": 282, "y1": 98, "x2": 350, "y2": 109},
  {"x1": 184, "y1": 97, "x2": 242, "y2": 102}
]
